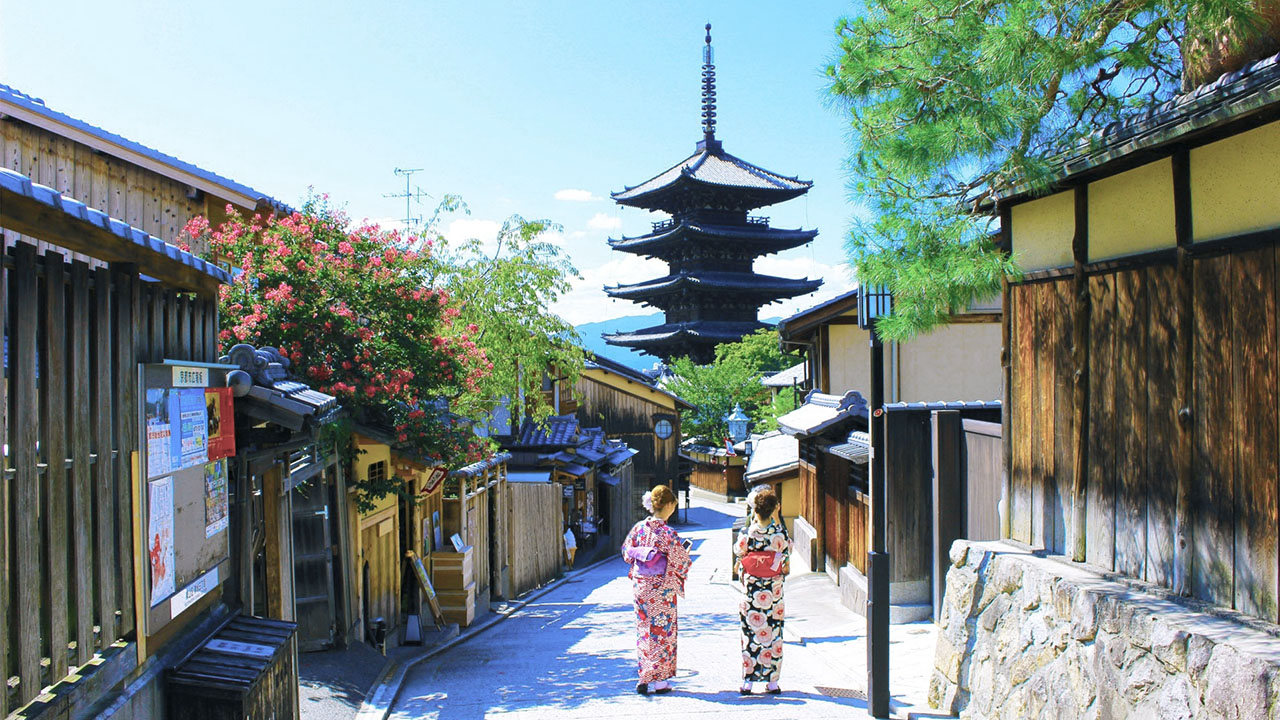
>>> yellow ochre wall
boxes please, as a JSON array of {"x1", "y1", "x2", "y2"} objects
[
  {"x1": 1011, "y1": 191, "x2": 1074, "y2": 271},
  {"x1": 827, "y1": 323, "x2": 871, "y2": 395},
  {"x1": 898, "y1": 322, "x2": 1003, "y2": 402},
  {"x1": 1192, "y1": 120, "x2": 1280, "y2": 242},
  {"x1": 1088, "y1": 158, "x2": 1176, "y2": 261}
]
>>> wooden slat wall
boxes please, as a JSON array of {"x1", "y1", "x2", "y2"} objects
[
  {"x1": 507, "y1": 482, "x2": 564, "y2": 597},
  {"x1": 1008, "y1": 246, "x2": 1280, "y2": 623},
  {"x1": 0, "y1": 242, "x2": 214, "y2": 707},
  {"x1": 846, "y1": 491, "x2": 868, "y2": 575}
]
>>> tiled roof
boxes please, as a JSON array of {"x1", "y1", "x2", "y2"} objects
[
  {"x1": 509, "y1": 414, "x2": 581, "y2": 448},
  {"x1": 882, "y1": 400, "x2": 1002, "y2": 412},
  {"x1": 0, "y1": 167, "x2": 232, "y2": 288},
  {"x1": 0, "y1": 83, "x2": 285, "y2": 211},
  {"x1": 776, "y1": 288, "x2": 860, "y2": 340},
  {"x1": 777, "y1": 390, "x2": 869, "y2": 437},
  {"x1": 762, "y1": 361, "x2": 807, "y2": 388},
  {"x1": 612, "y1": 142, "x2": 811, "y2": 209},
  {"x1": 451, "y1": 452, "x2": 513, "y2": 478},
  {"x1": 605, "y1": 271, "x2": 821, "y2": 300},
  {"x1": 608, "y1": 221, "x2": 816, "y2": 255},
  {"x1": 223, "y1": 344, "x2": 340, "y2": 432},
  {"x1": 1001, "y1": 50, "x2": 1280, "y2": 201},
  {"x1": 744, "y1": 431, "x2": 799, "y2": 481},
  {"x1": 603, "y1": 320, "x2": 772, "y2": 347},
  {"x1": 827, "y1": 430, "x2": 871, "y2": 464}
]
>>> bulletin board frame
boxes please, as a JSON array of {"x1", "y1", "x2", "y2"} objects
[{"x1": 137, "y1": 360, "x2": 239, "y2": 637}]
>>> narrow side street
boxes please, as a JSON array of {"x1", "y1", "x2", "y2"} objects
[{"x1": 383, "y1": 497, "x2": 938, "y2": 719}]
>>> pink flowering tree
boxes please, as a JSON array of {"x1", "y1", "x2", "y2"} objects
[{"x1": 186, "y1": 193, "x2": 586, "y2": 509}]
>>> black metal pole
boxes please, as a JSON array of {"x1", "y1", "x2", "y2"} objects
[{"x1": 867, "y1": 321, "x2": 890, "y2": 718}]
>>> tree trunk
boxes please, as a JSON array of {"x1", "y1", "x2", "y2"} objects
[{"x1": 1182, "y1": 0, "x2": 1280, "y2": 90}]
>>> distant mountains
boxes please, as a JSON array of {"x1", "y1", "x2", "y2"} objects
[{"x1": 574, "y1": 313, "x2": 782, "y2": 373}]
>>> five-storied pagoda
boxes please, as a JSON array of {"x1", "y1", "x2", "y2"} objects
[{"x1": 603, "y1": 24, "x2": 822, "y2": 364}]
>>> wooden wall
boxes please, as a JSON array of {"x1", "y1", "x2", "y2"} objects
[
  {"x1": 1, "y1": 117, "x2": 243, "y2": 256},
  {"x1": 574, "y1": 375, "x2": 680, "y2": 488},
  {"x1": 1008, "y1": 243, "x2": 1280, "y2": 622},
  {"x1": 506, "y1": 482, "x2": 564, "y2": 597},
  {"x1": 0, "y1": 241, "x2": 218, "y2": 712}
]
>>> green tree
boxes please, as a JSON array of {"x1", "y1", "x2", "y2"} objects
[
  {"x1": 827, "y1": 0, "x2": 1257, "y2": 340},
  {"x1": 664, "y1": 330, "x2": 800, "y2": 443},
  {"x1": 423, "y1": 199, "x2": 586, "y2": 423}
]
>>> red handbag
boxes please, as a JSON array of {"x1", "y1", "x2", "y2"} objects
[{"x1": 740, "y1": 550, "x2": 784, "y2": 578}]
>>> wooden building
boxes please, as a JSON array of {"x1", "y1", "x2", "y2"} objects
[
  {"x1": 0, "y1": 83, "x2": 283, "y2": 257},
  {"x1": 997, "y1": 50, "x2": 1280, "y2": 624},
  {"x1": 0, "y1": 165, "x2": 309, "y2": 718},
  {"x1": 743, "y1": 430, "x2": 801, "y2": 532},
  {"x1": 776, "y1": 288, "x2": 1002, "y2": 619},
  {"x1": 602, "y1": 26, "x2": 821, "y2": 363}
]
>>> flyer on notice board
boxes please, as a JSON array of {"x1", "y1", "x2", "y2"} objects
[
  {"x1": 204, "y1": 387, "x2": 236, "y2": 462},
  {"x1": 148, "y1": 476, "x2": 176, "y2": 605},
  {"x1": 204, "y1": 460, "x2": 229, "y2": 538}
]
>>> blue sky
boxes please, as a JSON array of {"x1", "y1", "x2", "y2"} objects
[{"x1": 0, "y1": 1, "x2": 862, "y2": 324}]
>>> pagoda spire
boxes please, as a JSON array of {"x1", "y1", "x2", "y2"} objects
[{"x1": 701, "y1": 23, "x2": 717, "y2": 144}]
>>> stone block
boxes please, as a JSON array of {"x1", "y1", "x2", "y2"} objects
[
  {"x1": 1150, "y1": 623, "x2": 1189, "y2": 672},
  {"x1": 1203, "y1": 643, "x2": 1273, "y2": 719},
  {"x1": 1120, "y1": 650, "x2": 1163, "y2": 706},
  {"x1": 1070, "y1": 590, "x2": 1098, "y2": 641},
  {"x1": 949, "y1": 540, "x2": 970, "y2": 568}
]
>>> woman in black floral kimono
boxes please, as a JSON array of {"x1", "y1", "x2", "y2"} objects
[{"x1": 733, "y1": 487, "x2": 790, "y2": 695}]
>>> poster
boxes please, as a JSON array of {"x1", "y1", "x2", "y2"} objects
[
  {"x1": 432, "y1": 510, "x2": 442, "y2": 554},
  {"x1": 148, "y1": 476, "x2": 176, "y2": 605},
  {"x1": 204, "y1": 387, "x2": 236, "y2": 462},
  {"x1": 145, "y1": 388, "x2": 211, "y2": 477},
  {"x1": 177, "y1": 388, "x2": 209, "y2": 469},
  {"x1": 204, "y1": 460, "x2": 229, "y2": 538},
  {"x1": 145, "y1": 389, "x2": 173, "y2": 478}
]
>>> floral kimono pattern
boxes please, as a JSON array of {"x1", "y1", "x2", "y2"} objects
[
  {"x1": 621, "y1": 517, "x2": 692, "y2": 683},
  {"x1": 733, "y1": 519, "x2": 790, "y2": 682}
]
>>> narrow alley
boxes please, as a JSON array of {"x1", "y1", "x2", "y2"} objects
[{"x1": 383, "y1": 497, "x2": 937, "y2": 719}]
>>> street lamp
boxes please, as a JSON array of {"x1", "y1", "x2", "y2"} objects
[
  {"x1": 858, "y1": 282, "x2": 892, "y2": 719},
  {"x1": 726, "y1": 404, "x2": 750, "y2": 444}
]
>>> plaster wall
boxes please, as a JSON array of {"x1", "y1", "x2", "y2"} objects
[
  {"x1": 827, "y1": 322, "x2": 871, "y2": 395},
  {"x1": 1088, "y1": 158, "x2": 1176, "y2": 261},
  {"x1": 1011, "y1": 191, "x2": 1074, "y2": 271},
  {"x1": 1192, "y1": 120, "x2": 1280, "y2": 242},
  {"x1": 899, "y1": 322, "x2": 1002, "y2": 402}
]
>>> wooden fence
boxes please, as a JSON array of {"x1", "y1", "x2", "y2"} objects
[
  {"x1": 0, "y1": 241, "x2": 217, "y2": 711},
  {"x1": 1008, "y1": 242, "x2": 1280, "y2": 623},
  {"x1": 507, "y1": 481, "x2": 564, "y2": 597},
  {"x1": 932, "y1": 412, "x2": 1004, "y2": 618}
]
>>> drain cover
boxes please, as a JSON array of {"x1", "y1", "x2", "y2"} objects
[{"x1": 815, "y1": 686, "x2": 867, "y2": 700}]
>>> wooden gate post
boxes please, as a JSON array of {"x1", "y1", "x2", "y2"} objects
[{"x1": 931, "y1": 410, "x2": 962, "y2": 623}]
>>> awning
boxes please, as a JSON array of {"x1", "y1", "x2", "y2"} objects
[
  {"x1": 559, "y1": 463, "x2": 590, "y2": 478},
  {"x1": 597, "y1": 472, "x2": 621, "y2": 486},
  {"x1": 826, "y1": 430, "x2": 871, "y2": 465}
]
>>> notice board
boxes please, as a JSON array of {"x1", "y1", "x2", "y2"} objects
[{"x1": 139, "y1": 362, "x2": 238, "y2": 635}]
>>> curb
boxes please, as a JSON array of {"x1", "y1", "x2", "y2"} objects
[{"x1": 354, "y1": 554, "x2": 618, "y2": 719}]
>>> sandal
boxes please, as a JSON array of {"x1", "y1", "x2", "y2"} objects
[
  {"x1": 653, "y1": 682, "x2": 672, "y2": 695},
  {"x1": 765, "y1": 683, "x2": 781, "y2": 695},
  {"x1": 636, "y1": 682, "x2": 649, "y2": 695},
  {"x1": 739, "y1": 682, "x2": 753, "y2": 695}
]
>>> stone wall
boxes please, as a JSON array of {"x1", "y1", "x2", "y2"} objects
[{"x1": 931, "y1": 540, "x2": 1280, "y2": 719}]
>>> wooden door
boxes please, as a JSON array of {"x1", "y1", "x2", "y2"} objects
[
  {"x1": 822, "y1": 456, "x2": 849, "y2": 578},
  {"x1": 291, "y1": 474, "x2": 336, "y2": 651}
]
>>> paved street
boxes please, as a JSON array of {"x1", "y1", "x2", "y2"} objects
[{"x1": 386, "y1": 498, "x2": 939, "y2": 719}]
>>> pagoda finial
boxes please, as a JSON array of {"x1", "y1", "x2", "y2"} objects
[{"x1": 701, "y1": 23, "x2": 717, "y2": 143}]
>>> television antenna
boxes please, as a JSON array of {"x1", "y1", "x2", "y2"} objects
[{"x1": 383, "y1": 167, "x2": 432, "y2": 232}]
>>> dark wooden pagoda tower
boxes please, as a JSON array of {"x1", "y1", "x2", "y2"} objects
[{"x1": 603, "y1": 25, "x2": 821, "y2": 364}]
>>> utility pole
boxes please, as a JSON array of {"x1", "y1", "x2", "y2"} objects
[
  {"x1": 383, "y1": 167, "x2": 431, "y2": 233},
  {"x1": 860, "y1": 283, "x2": 892, "y2": 718}
]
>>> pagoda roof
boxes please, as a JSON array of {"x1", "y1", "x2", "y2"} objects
[
  {"x1": 604, "y1": 271, "x2": 822, "y2": 301},
  {"x1": 603, "y1": 320, "x2": 772, "y2": 348},
  {"x1": 608, "y1": 220, "x2": 817, "y2": 256},
  {"x1": 612, "y1": 141, "x2": 811, "y2": 211}
]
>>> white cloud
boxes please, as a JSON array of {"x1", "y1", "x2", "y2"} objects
[
  {"x1": 554, "y1": 188, "x2": 600, "y2": 202},
  {"x1": 586, "y1": 213, "x2": 622, "y2": 231},
  {"x1": 444, "y1": 217, "x2": 503, "y2": 255},
  {"x1": 551, "y1": 255, "x2": 667, "y2": 325}
]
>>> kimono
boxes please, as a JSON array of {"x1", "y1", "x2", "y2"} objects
[
  {"x1": 733, "y1": 519, "x2": 790, "y2": 682},
  {"x1": 621, "y1": 517, "x2": 692, "y2": 684}
]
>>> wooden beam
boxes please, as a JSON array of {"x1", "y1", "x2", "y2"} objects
[
  {"x1": 1070, "y1": 187, "x2": 1090, "y2": 562},
  {"x1": 931, "y1": 410, "x2": 962, "y2": 622},
  {"x1": 264, "y1": 465, "x2": 284, "y2": 620},
  {"x1": 13, "y1": 243, "x2": 40, "y2": 704},
  {"x1": 1171, "y1": 150, "x2": 1195, "y2": 596},
  {"x1": 41, "y1": 248, "x2": 70, "y2": 682},
  {"x1": 0, "y1": 187, "x2": 221, "y2": 296},
  {"x1": 1000, "y1": 202, "x2": 1013, "y2": 541}
]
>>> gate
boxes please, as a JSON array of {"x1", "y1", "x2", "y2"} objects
[{"x1": 291, "y1": 466, "x2": 336, "y2": 651}]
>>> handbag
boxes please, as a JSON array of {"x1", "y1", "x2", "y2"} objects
[
  {"x1": 626, "y1": 546, "x2": 668, "y2": 577},
  {"x1": 740, "y1": 550, "x2": 784, "y2": 578}
]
